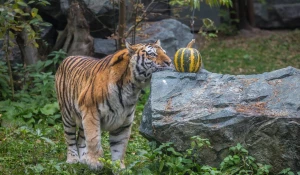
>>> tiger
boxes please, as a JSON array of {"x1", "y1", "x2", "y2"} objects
[{"x1": 55, "y1": 40, "x2": 172, "y2": 169}]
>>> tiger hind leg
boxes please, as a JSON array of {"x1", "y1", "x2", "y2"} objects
[
  {"x1": 62, "y1": 112, "x2": 80, "y2": 163},
  {"x1": 80, "y1": 107, "x2": 103, "y2": 170}
]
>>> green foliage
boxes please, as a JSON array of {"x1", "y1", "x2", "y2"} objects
[
  {"x1": 0, "y1": 61, "x2": 11, "y2": 99},
  {"x1": 220, "y1": 143, "x2": 272, "y2": 175},
  {"x1": 278, "y1": 168, "x2": 300, "y2": 175},
  {"x1": 0, "y1": 49, "x2": 67, "y2": 126},
  {"x1": 169, "y1": 0, "x2": 232, "y2": 10},
  {"x1": 0, "y1": 0, "x2": 52, "y2": 48},
  {"x1": 98, "y1": 136, "x2": 219, "y2": 175},
  {"x1": 169, "y1": 0, "x2": 232, "y2": 40},
  {"x1": 199, "y1": 18, "x2": 218, "y2": 40},
  {"x1": 0, "y1": 0, "x2": 53, "y2": 99},
  {"x1": 204, "y1": 0, "x2": 233, "y2": 7},
  {"x1": 48, "y1": 49, "x2": 67, "y2": 71},
  {"x1": 218, "y1": 9, "x2": 239, "y2": 36}
]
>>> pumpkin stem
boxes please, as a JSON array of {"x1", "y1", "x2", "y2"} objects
[{"x1": 186, "y1": 39, "x2": 195, "y2": 48}]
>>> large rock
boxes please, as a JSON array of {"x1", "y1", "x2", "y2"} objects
[
  {"x1": 34, "y1": 0, "x2": 67, "y2": 30},
  {"x1": 0, "y1": 41, "x2": 22, "y2": 65},
  {"x1": 254, "y1": 1, "x2": 300, "y2": 29},
  {"x1": 129, "y1": 19, "x2": 193, "y2": 59},
  {"x1": 93, "y1": 38, "x2": 116, "y2": 58},
  {"x1": 83, "y1": 0, "x2": 114, "y2": 15},
  {"x1": 97, "y1": 19, "x2": 194, "y2": 58},
  {"x1": 35, "y1": 0, "x2": 116, "y2": 37},
  {"x1": 141, "y1": 0, "x2": 171, "y2": 21},
  {"x1": 83, "y1": 0, "x2": 118, "y2": 38},
  {"x1": 140, "y1": 67, "x2": 300, "y2": 173}
]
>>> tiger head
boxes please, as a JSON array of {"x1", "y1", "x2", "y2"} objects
[{"x1": 126, "y1": 40, "x2": 172, "y2": 82}]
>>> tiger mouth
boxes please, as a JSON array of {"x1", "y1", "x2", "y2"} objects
[{"x1": 153, "y1": 64, "x2": 175, "y2": 72}]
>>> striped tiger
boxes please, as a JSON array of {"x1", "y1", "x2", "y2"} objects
[{"x1": 55, "y1": 40, "x2": 172, "y2": 169}]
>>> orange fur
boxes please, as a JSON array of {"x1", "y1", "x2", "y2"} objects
[{"x1": 55, "y1": 40, "x2": 172, "y2": 169}]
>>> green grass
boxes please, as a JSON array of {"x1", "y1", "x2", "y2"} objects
[
  {"x1": 0, "y1": 90, "x2": 151, "y2": 175},
  {"x1": 1, "y1": 30, "x2": 300, "y2": 174},
  {"x1": 200, "y1": 30, "x2": 300, "y2": 74}
]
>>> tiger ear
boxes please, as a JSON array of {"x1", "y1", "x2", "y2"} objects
[
  {"x1": 125, "y1": 40, "x2": 135, "y2": 55},
  {"x1": 154, "y1": 39, "x2": 161, "y2": 46}
]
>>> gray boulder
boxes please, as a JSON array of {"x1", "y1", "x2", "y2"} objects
[
  {"x1": 0, "y1": 41, "x2": 22, "y2": 65},
  {"x1": 96, "y1": 19, "x2": 194, "y2": 58},
  {"x1": 140, "y1": 67, "x2": 300, "y2": 173},
  {"x1": 39, "y1": 0, "x2": 115, "y2": 21},
  {"x1": 129, "y1": 19, "x2": 193, "y2": 59},
  {"x1": 83, "y1": 0, "x2": 114, "y2": 15},
  {"x1": 254, "y1": 2, "x2": 300, "y2": 29},
  {"x1": 82, "y1": 0, "x2": 118, "y2": 38},
  {"x1": 93, "y1": 38, "x2": 116, "y2": 58},
  {"x1": 35, "y1": 0, "x2": 117, "y2": 37}
]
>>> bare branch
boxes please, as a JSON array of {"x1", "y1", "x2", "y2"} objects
[{"x1": 124, "y1": 0, "x2": 157, "y2": 39}]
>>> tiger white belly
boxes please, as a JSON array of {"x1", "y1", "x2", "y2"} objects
[{"x1": 99, "y1": 83, "x2": 140, "y2": 131}]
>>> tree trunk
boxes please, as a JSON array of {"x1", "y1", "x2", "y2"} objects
[
  {"x1": 229, "y1": 0, "x2": 239, "y2": 28},
  {"x1": 53, "y1": 2, "x2": 94, "y2": 56},
  {"x1": 238, "y1": 0, "x2": 252, "y2": 30},
  {"x1": 118, "y1": 0, "x2": 126, "y2": 49},
  {"x1": 231, "y1": 0, "x2": 255, "y2": 30},
  {"x1": 16, "y1": 28, "x2": 40, "y2": 65},
  {"x1": 5, "y1": 27, "x2": 14, "y2": 98},
  {"x1": 247, "y1": 0, "x2": 255, "y2": 26}
]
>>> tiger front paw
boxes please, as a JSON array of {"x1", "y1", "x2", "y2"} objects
[
  {"x1": 66, "y1": 155, "x2": 80, "y2": 164},
  {"x1": 81, "y1": 154, "x2": 103, "y2": 170},
  {"x1": 66, "y1": 150, "x2": 80, "y2": 164},
  {"x1": 82, "y1": 157, "x2": 103, "y2": 170}
]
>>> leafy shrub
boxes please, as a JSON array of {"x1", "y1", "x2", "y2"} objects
[
  {"x1": 218, "y1": 9, "x2": 239, "y2": 36},
  {"x1": 100, "y1": 136, "x2": 220, "y2": 175},
  {"x1": 98, "y1": 137, "x2": 300, "y2": 175},
  {"x1": 220, "y1": 143, "x2": 272, "y2": 175},
  {"x1": 0, "y1": 0, "x2": 51, "y2": 48},
  {"x1": 0, "y1": 61, "x2": 11, "y2": 99},
  {"x1": 47, "y1": 49, "x2": 67, "y2": 72},
  {"x1": 278, "y1": 168, "x2": 300, "y2": 175},
  {"x1": 0, "y1": 50, "x2": 66, "y2": 127}
]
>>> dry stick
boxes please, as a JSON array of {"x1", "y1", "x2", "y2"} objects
[
  {"x1": 5, "y1": 26, "x2": 14, "y2": 99},
  {"x1": 113, "y1": 0, "x2": 117, "y2": 51},
  {"x1": 247, "y1": 0, "x2": 255, "y2": 27},
  {"x1": 118, "y1": 0, "x2": 126, "y2": 49},
  {"x1": 74, "y1": 0, "x2": 157, "y2": 46},
  {"x1": 131, "y1": 0, "x2": 139, "y2": 44},
  {"x1": 123, "y1": 0, "x2": 157, "y2": 39},
  {"x1": 86, "y1": 2, "x2": 113, "y2": 34}
]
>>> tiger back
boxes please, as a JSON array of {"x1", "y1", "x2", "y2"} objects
[{"x1": 55, "y1": 40, "x2": 172, "y2": 169}]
